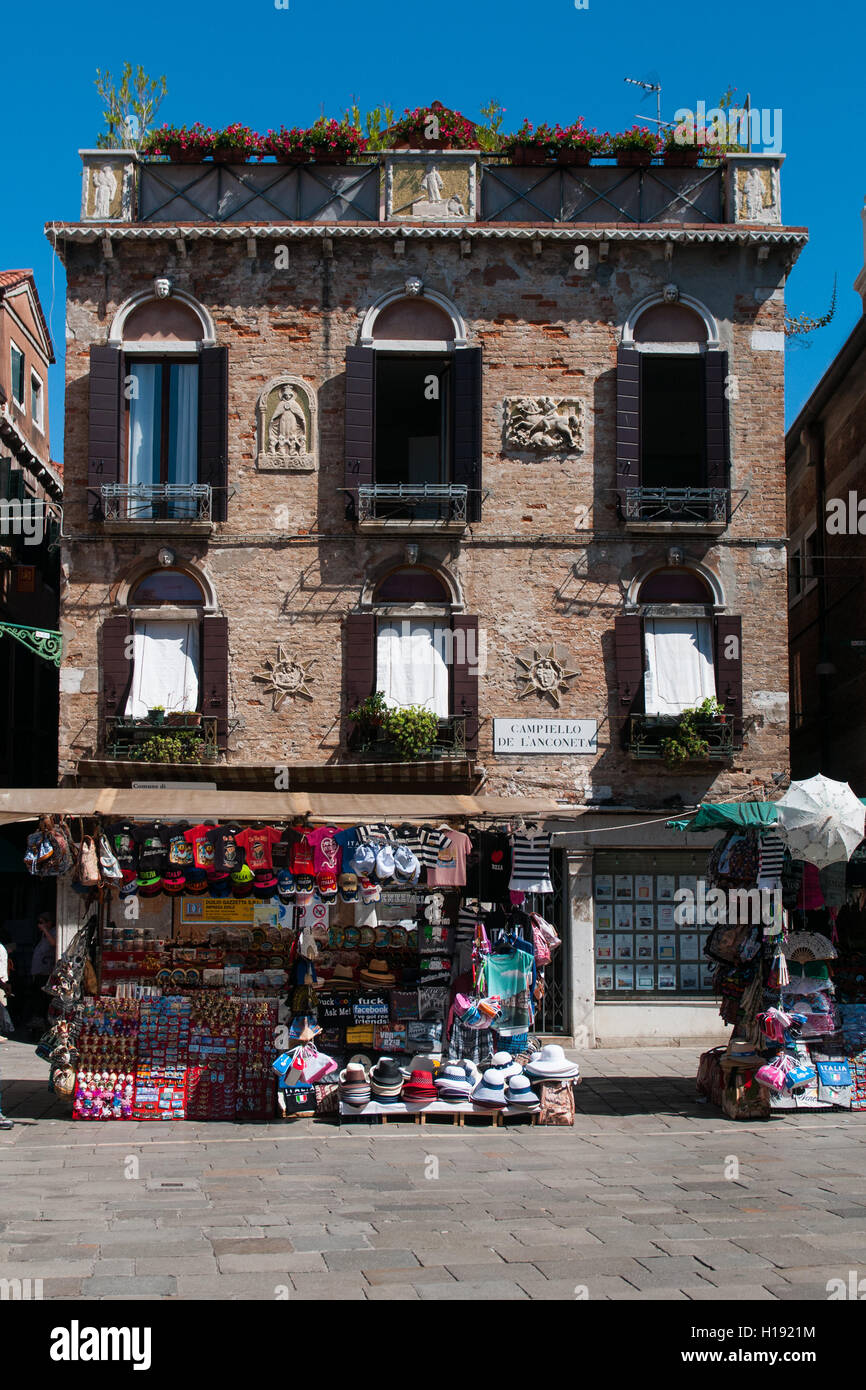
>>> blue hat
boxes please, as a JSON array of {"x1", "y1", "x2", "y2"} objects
[
  {"x1": 209, "y1": 874, "x2": 231, "y2": 898},
  {"x1": 352, "y1": 843, "x2": 376, "y2": 876}
]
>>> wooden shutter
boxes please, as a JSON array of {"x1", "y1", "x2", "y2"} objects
[
  {"x1": 201, "y1": 615, "x2": 229, "y2": 743},
  {"x1": 344, "y1": 613, "x2": 376, "y2": 717},
  {"x1": 102, "y1": 615, "x2": 133, "y2": 721},
  {"x1": 452, "y1": 347, "x2": 482, "y2": 522},
  {"x1": 615, "y1": 346, "x2": 641, "y2": 515},
  {"x1": 715, "y1": 614, "x2": 743, "y2": 740},
  {"x1": 344, "y1": 346, "x2": 375, "y2": 502},
  {"x1": 705, "y1": 348, "x2": 730, "y2": 499},
  {"x1": 199, "y1": 346, "x2": 228, "y2": 522},
  {"x1": 452, "y1": 614, "x2": 479, "y2": 753},
  {"x1": 88, "y1": 345, "x2": 123, "y2": 520},
  {"x1": 614, "y1": 614, "x2": 644, "y2": 714}
]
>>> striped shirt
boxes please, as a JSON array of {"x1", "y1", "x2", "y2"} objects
[
  {"x1": 508, "y1": 831, "x2": 553, "y2": 894},
  {"x1": 417, "y1": 827, "x2": 448, "y2": 868}
]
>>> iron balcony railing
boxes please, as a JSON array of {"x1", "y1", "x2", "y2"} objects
[
  {"x1": 101, "y1": 482, "x2": 212, "y2": 522},
  {"x1": 628, "y1": 713, "x2": 736, "y2": 762},
  {"x1": 105, "y1": 715, "x2": 220, "y2": 761},
  {"x1": 357, "y1": 483, "x2": 468, "y2": 524},
  {"x1": 624, "y1": 486, "x2": 729, "y2": 524},
  {"x1": 351, "y1": 715, "x2": 469, "y2": 762}
]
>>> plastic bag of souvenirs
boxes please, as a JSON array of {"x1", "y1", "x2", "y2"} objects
[
  {"x1": 722, "y1": 1067, "x2": 770, "y2": 1120},
  {"x1": 537, "y1": 1080, "x2": 575, "y2": 1126}
]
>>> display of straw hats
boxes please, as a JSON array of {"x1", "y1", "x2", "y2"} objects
[
  {"x1": 434, "y1": 1064, "x2": 474, "y2": 1101},
  {"x1": 402, "y1": 1069, "x2": 438, "y2": 1102},
  {"x1": 524, "y1": 1044, "x2": 581, "y2": 1081},
  {"x1": 369, "y1": 1057, "x2": 404, "y2": 1103},
  {"x1": 504, "y1": 1074, "x2": 540, "y2": 1109},
  {"x1": 338, "y1": 1061, "x2": 371, "y2": 1107},
  {"x1": 490, "y1": 1050, "x2": 523, "y2": 1080},
  {"x1": 471, "y1": 1067, "x2": 508, "y2": 1109},
  {"x1": 359, "y1": 958, "x2": 398, "y2": 988}
]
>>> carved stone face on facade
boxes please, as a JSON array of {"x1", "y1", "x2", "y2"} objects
[
  {"x1": 256, "y1": 376, "x2": 317, "y2": 472},
  {"x1": 662, "y1": 282, "x2": 679, "y2": 303},
  {"x1": 153, "y1": 276, "x2": 172, "y2": 299},
  {"x1": 503, "y1": 397, "x2": 584, "y2": 454},
  {"x1": 404, "y1": 276, "x2": 423, "y2": 296},
  {"x1": 516, "y1": 645, "x2": 580, "y2": 707},
  {"x1": 253, "y1": 645, "x2": 316, "y2": 710}
]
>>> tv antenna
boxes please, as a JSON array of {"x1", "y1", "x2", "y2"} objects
[{"x1": 624, "y1": 76, "x2": 662, "y2": 131}]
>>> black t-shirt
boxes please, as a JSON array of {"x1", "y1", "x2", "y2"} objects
[
  {"x1": 271, "y1": 827, "x2": 303, "y2": 869},
  {"x1": 165, "y1": 823, "x2": 194, "y2": 868},
  {"x1": 477, "y1": 831, "x2": 512, "y2": 901},
  {"x1": 106, "y1": 822, "x2": 140, "y2": 870},
  {"x1": 205, "y1": 825, "x2": 246, "y2": 873},
  {"x1": 137, "y1": 822, "x2": 170, "y2": 872}
]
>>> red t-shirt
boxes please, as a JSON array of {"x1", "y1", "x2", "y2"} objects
[
  {"x1": 235, "y1": 825, "x2": 282, "y2": 871},
  {"x1": 184, "y1": 823, "x2": 217, "y2": 870}
]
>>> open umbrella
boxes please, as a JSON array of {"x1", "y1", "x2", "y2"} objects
[{"x1": 774, "y1": 774, "x2": 866, "y2": 867}]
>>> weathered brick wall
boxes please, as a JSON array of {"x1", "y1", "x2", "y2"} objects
[{"x1": 58, "y1": 234, "x2": 791, "y2": 803}]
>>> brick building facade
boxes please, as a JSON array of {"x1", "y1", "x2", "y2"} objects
[{"x1": 47, "y1": 147, "x2": 805, "y2": 1043}]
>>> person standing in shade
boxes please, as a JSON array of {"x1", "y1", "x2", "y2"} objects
[
  {"x1": 28, "y1": 913, "x2": 56, "y2": 1036},
  {"x1": 0, "y1": 938, "x2": 12, "y2": 1128}
]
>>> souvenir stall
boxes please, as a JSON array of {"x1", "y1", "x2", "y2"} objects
[
  {"x1": 694, "y1": 777, "x2": 866, "y2": 1120},
  {"x1": 17, "y1": 795, "x2": 579, "y2": 1126}
]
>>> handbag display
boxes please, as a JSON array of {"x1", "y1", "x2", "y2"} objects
[
  {"x1": 76, "y1": 835, "x2": 100, "y2": 887},
  {"x1": 97, "y1": 832, "x2": 123, "y2": 885},
  {"x1": 281, "y1": 1084, "x2": 318, "y2": 1117},
  {"x1": 537, "y1": 1080, "x2": 575, "y2": 1126}
]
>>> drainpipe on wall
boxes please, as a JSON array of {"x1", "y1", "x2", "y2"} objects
[{"x1": 804, "y1": 422, "x2": 832, "y2": 772}]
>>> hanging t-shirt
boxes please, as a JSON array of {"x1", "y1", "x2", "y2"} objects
[
  {"x1": 205, "y1": 825, "x2": 245, "y2": 873},
  {"x1": 334, "y1": 826, "x2": 361, "y2": 866},
  {"x1": 166, "y1": 824, "x2": 193, "y2": 868},
  {"x1": 508, "y1": 829, "x2": 553, "y2": 894},
  {"x1": 105, "y1": 822, "x2": 140, "y2": 870},
  {"x1": 306, "y1": 826, "x2": 341, "y2": 874},
  {"x1": 477, "y1": 831, "x2": 512, "y2": 901},
  {"x1": 356, "y1": 823, "x2": 395, "y2": 845},
  {"x1": 481, "y1": 944, "x2": 535, "y2": 1036},
  {"x1": 417, "y1": 826, "x2": 447, "y2": 869},
  {"x1": 271, "y1": 826, "x2": 303, "y2": 869},
  {"x1": 392, "y1": 823, "x2": 423, "y2": 854},
  {"x1": 184, "y1": 823, "x2": 218, "y2": 871},
  {"x1": 136, "y1": 822, "x2": 170, "y2": 873},
  {"x1": 235, "y1": 825, "x2": 282, "y2": 872},
  {"x1": 426, "y1": 830, "x2": 472, "y2": 888},
  {"x1": 290, "y1": 834, "x2": 316, "y2": 876}
]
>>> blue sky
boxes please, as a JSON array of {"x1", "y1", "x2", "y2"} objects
[{"x1": 5, "y1": 0, "x2": 862, "y2": 461}]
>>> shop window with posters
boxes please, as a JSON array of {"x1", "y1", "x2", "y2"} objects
[{"x1": 593, "y1": 851, "x2": 716, "y2": 998}]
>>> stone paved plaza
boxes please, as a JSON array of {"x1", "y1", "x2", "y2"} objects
[{"x1": 2, "y1": 1039, "x2": 866, "y2": 1301}]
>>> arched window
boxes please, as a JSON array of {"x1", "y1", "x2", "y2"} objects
[
  {"x1": 616, "y1": 295, "x2": 729, "y2": 524},
  {"x1": 635, "y1": 568, "x2": 716, "y2": 716},
  {"x1": 345, "y1": 287, "x2": 481, "y2": 525},
  {"x1": 89, "y1": 291, "x2": 227, "y2": 524},
  {"x1": 121, "y1": 569, "x2": 204, "y2": 718}
]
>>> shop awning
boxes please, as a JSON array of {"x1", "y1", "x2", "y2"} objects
[
  {"x1": 0, "y1": 788, "x2": 577, "y2": 826},
  {"x1": 74, "y1": 757, "x2": 483, "y2": 793}
]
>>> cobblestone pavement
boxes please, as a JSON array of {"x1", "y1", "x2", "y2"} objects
[{"x1": 2, "y1": 1038, "x2": 866, "y2": 1301}]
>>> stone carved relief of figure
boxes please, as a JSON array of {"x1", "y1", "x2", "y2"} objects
[
  {"x1": 268, "y1": 384, "x2": 307, "y2": 459},
  {"x1": 505, "y1": 397, "x2": 583, "y2": 452},
  {"x1": 420, "y1": 164, "x2": 445, "y2": 204},
  {"x1": 93, "y1": 165, "x2": 118, "y2": 219}
]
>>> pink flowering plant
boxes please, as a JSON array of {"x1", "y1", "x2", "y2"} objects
[
  {"x1": 503, "y1": 119, "x2": 556, "y2": 153},
  {"x1": 259, "y1": 125, "x2": 308, "y2": 158},
  {"x1": 307, "y1": 117, "x2": 368, "y2": 155},
  {"x1": 211, "y1": 122, "x2": 260, "y2": 156},
  {"x1": 610, "y1": 125, "x2": 661, "y2": 153},
  {"x1": 389, "y1": 100, "x2": 477, "y2": 148},
  {"x1": 142, "y1": 122, "x2": 213, "y2": 158},
  {"x1": 553, "y1": 121, "x2": 607, "y2": 154}
]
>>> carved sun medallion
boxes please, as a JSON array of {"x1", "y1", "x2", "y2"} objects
[
  {"x1": 253, "y1": 645, "x2": 316, "y2": 710},
  {"x1": 516, "y1": 645, "x2": 580, "y2": 708}
]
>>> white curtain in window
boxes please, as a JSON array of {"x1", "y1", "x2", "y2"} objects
[
  {"x1": 125, "y1": 621, "x2": 200, "y2": 717},
  {"x1": 644, "y1": 617, "x2": 715, "y2": 715},
  {"x1": 128, "y1": 363, "x2": 160, "y2": 490},
  {"x1": 377, "y1": 620, "x2": 449, "y2": 717},
  {"x1": 170, "y1": 364, "x2": 198, "y2": 515}
]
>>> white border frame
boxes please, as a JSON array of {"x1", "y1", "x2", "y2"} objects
[
  {"x1": 30, "y1": 367, "x2": 45, "y2": 433},
  {"x1": 621, "y1": 291, "x2": 720, "y2": 352},
  {"x1": 9, "y1": 341, "x2": 25, "y2": 408},
  {"x1": 108, "y1": 289, "x2": 217, "y2": 349},
  {"x1": 359, "y1": 286, "x2": 468, "y2": 350}
]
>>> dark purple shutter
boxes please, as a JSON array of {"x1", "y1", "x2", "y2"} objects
[
  {"x1": 88, "y1": 346, "x2": 123, "y2": 520},
  {"x1": 452, "y1": 614, "x2": 479, "y2": 753},
  {"x1": 345, "y1": 347, "x2": 375, "y2": 502},
  {"x1": 705, "y1": 349, "x2": 730, "y2": 499},
  {"x1": 201, "y1": 615, "x2": 229, "y2": 743},
  {"x1": 614, "y1": 614, "x2": 644, "y2": 714},
  {"x1": 715, "y1": 614, "x2": 743, "y2": 740},
  {"x1": 102, "y1": 615, "x2": 133, "y2": 721},
  {"x1": 345, "y1": 613, "x2": 376, "y2": 715},
  {"x1": 452, "y1": 347, "x2": 482, "y2": 522},
  {"x1": 199, "y1": 346, "x2": 228, "y2": 522},
  {"x1": 615, "y1": 346, "x2": 640, "y2": 515}
]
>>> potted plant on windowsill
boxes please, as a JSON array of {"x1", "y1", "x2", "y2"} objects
[
  {"x1": 142, "y1": 122, "x2": 212, "y2": 162},
  {"x1": 610, "y1": 126, "x2": 660, "y2": 167},
  {"x1": 503, "y1": 120, "x2": 555, "y2": 165},
  {"x1": 211, "y1": 122, "x2": 260, "y2": 163},
  {"x1": 381, "y1": 705, "x2": 440, "y2": 761},
  {"x1": 659, "y1": 697, "x2": 726, "y2": 767},
  {"x1": 348, "y1": 691, "x2": 389, "y2": 751},
  {"x1": 387, "y1": 101, "x2": 478, "y2": 150},
  {"x1": 146, "y1": 706, "x2": 165, "y2": 726},
  {"x1": 552, "y1": 122, "x2": 606, "y2": 166}
]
